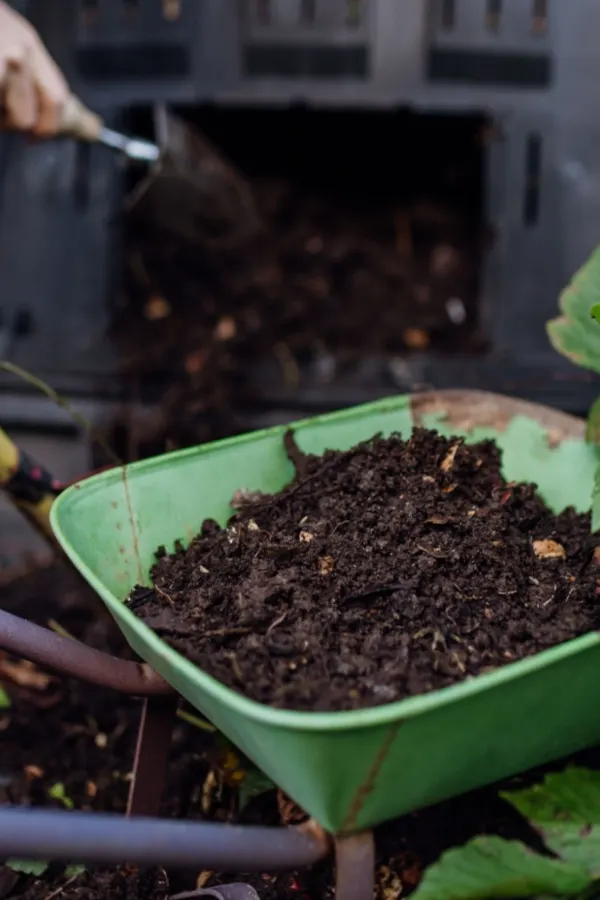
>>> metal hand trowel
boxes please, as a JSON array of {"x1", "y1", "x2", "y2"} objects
[
  {"x1": 60, "y1": 93, "x2": 160, "y2": 163},
  {"x1": 123, "y1": 103, "x2": 261, "y2": 249},
  {"x1": 66, "y1": 95, "x2": 261, "y2": 248}
]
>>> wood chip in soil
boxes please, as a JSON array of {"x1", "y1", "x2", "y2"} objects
[{"x1": 129, "y1": 428, "x2": 600, "y2": 712}]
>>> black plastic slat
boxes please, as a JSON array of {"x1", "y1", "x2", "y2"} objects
[
  {"x1": 427, "y1": 49, "x2": 552, "y2": 87},
  {"x1": 243, "y1": 44, "x2": 369, "y2": 79},
  {"x1": 76, "y1": 43, "x2": 190, "y2": 79}
]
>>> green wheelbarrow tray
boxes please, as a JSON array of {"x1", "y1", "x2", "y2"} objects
[{"x1": 48, "y1": 389, "x2": 600, "y2": 835}]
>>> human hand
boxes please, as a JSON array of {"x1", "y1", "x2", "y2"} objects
[{"x1": 0, "y1": 1, "x2": 69, "y2": 136}]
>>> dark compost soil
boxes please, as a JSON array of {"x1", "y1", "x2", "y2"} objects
[
  {"x1": 130, "y1": 428, "x2": 600, "y2": 713},
  {"x1": 4, "y1": 559, "x2": 600, "y2": 900}
]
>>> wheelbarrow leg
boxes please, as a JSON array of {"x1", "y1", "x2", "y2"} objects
[
  {"x1": 127, "y1": 693, "x2": 178, "y2": 817},
  {"x1": 334, "y1": 830, "x2": 375, "y2": 900}
]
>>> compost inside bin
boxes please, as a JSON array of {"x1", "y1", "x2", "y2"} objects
[
  {"x1": 112, "y1": 107, "x2": 489, "y2": 450},
  {"x1": 129, "y1": 428, "x2": 599, "y2": 713}
]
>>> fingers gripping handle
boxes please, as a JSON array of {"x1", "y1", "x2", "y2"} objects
[
  {"x1": 58, "y1": 93, "x2": 102, "y2": 142},
  {"x1": 2, "y1": 64, "x2": 101, "y2": 140}
]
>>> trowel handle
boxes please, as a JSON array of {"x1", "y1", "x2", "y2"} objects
[
  {"x1": 2, "y1": 65, "x2": 102, "y2": 142},
  {"x1": 0, "y1": 426, "x2": 118, "y2": 549},
  {"x1": 0, "y1": 426, "x2": 62, "y2": 547},
  {"x1": 59, "y1": 93, "x2": 103, "y2": 143}
]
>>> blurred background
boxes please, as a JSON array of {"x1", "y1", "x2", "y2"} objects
[{"x1": 2, "y1": 0, "x2": 600, "y2": 560}]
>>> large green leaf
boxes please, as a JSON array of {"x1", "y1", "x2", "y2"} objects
[
  {"x1": 547, "y1": 247, "x2": 600, "y2": 373},
  {"x1": 502, "y1": 768, "x2": 600, "y2": 877},
  {"x1": 410, "y1": 837, "x2": 590, "y2": 900},
  {"x1": 593, "y1": 466, "x2": 600, "y2": 533}
]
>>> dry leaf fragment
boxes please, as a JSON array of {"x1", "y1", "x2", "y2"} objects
[
  {"x1": 86, "y1": 780, "x2": 98, "y2": 798},
  {"x1": 593, "y1": 546, "x2": 600, "y2": 565},
  {"x1": 277, "y1": 790, "x2": 307, "y2": 826},
  {"x1": 196, "y1": 871, "x2": 214, "y2": 890},
  {"x1": 0, "y1": 656, "x2": 54, "y2": 690},
  {"x1": 299, "y1": 531, "x2": 314, "y2": 543},
  {"x1": 231, "y1": 488, "x2": 264, "y2": 510},
  {"x1": 201, "y1": 769, "x2": 217, "y2": 815},
  {"x1": 402, "y1": 327, "x2": 430, "y2": 350},
  {"x1": 144, "y1": 295, "x2": 171, "y2": 321},
  {"x1": 377, "y1": 865, "x2": 403, "y2": 900},
  {"x1": 24, "y1": 764, "x2": 44, "y2": 781},
  {"x1": 214, "y1": 316, "x2": 236, "y2": 341},
  {"x1": 440, "y1": 441, "x2": 461, "y2": 473},
  {"x1": 184, "y1": 349, "x2": 207, "y2": 376},
  {"x1": 318, "y1": 556, "x2": 335, "y2": 575},
  {"x1": 431, "y1": 243, "x2": 459, "y2": 277},
  {"x1": 533, "y1": 539, "x2": 566, "y2": 560},
  {"x1": 247, "y1": 520, "x2": 260, "y2": 532}
]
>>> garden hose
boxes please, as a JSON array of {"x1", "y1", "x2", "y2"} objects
[{"x1": 0, "y1": 426, "x2": 63, "y2": 547}]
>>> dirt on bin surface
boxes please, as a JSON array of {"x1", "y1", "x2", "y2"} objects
[
  {"x1": 3, "y1": 557, "x2": 600, "y2": 900},
  {"x1": 130, "y1": 427, "x2": 599, "y2": 713}
]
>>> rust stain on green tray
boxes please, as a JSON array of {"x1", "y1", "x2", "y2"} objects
[{"x1": 341, "y1": 721, "x2": 403, "y2": 834}]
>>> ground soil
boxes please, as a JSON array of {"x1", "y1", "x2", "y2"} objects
[
  {"x1": 130, "y1": 428, "x2": 600, "y2": 712},
  {"x1": 3, "y1": 559, "x2": 600, "y2": 900}
]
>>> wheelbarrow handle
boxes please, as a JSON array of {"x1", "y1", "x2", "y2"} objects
[{"x1": 0, "y1": 608, "x2": 172, "y2": 696}]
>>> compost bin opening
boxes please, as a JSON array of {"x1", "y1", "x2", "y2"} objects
[
  {"x1": 119, "y1": 103, "x2": 489, "y2": 354},
  {"x1": 106, "y1": 105, "x2": 489, "y2": 458}
]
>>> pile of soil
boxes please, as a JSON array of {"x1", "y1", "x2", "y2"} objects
[
  {"x1": 130, "y1": 428, "x2": 599, "y2": 712},
  {"x1": 3, "y1": 558, "x2": 600, "y2": 900}
]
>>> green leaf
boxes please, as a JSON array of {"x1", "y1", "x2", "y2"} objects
[
  {"x1": 6, "y1": 860, "x2": 85, "y2": 880},
  {"x1": 410, "y1": 836, "x2": 591, "y2": 900},
  {"x1": 6, "y1": 860, "x2": 48, "y2": 877},
  {"x1": 592, "y1": 464, "x2": 600, "y2": 533},
  {"x1": 502, "y1": 767, "x2": 600, "y2": 877},
  {"x1": 586, "y1": 397, "x2": 600, "y2": 446},
  {"x1": 547, "y1": 247, "x2": 600, "y2": 373},
  {"x1": 238, "y1": 768, "x2": 276, "y2": 812},
  {"x1": 64, "y1": 865, "x2": 85, "y2": 878},
  {"x1": 176, "y1": 707, "x2": 216, "y2": 733},
  {"x1": 591, "y1": 304, "x2": 600, "y2": 327},
  {"x1": 48, "y1": 782, "x2": 74, "y2": 810},
  {"x1": 0, "y1": 687, "x2": 11, "y2": 710}
]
